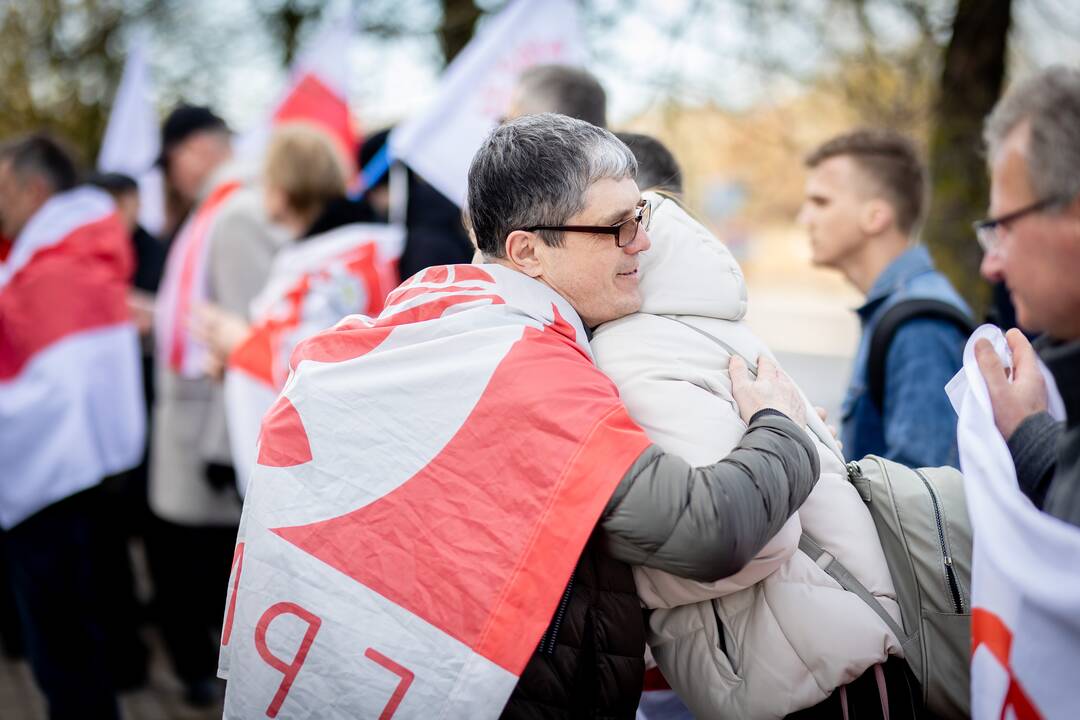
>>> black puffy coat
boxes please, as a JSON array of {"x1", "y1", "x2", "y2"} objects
[{"x1": 500, "y1": 532, "x2": 645, "y2": 720}]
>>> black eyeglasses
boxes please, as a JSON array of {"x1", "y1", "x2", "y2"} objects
[
  {"x1": 973, "y1": 196, "x2": 1063, "y2": 253},
  {"x1": 522, "y1": 199, "x2": 652, "y2": 248}
]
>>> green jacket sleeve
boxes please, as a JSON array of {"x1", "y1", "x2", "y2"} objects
[{"x1": 600, "y1": 412, "x2": 819, "y2": 582}]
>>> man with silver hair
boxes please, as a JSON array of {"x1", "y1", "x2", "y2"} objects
[
  {"x1": 974, "y1": 65, "x2": 1080, "y2": 527},
  {"x1": 468, "y1": 113, "x2": 819, "y2": 716}
]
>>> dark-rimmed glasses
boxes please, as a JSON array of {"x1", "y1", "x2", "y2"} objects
[
  {"x1": 973, "y1": 197, "x2": 1063, "y2": 253},
  {"x1": 522, "y1": 198, "x2": 652, "y2": 248}
]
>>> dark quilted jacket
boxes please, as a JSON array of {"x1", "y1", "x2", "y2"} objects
[{"x1": 501, "y1": 533, "x2": 644, "y2": 719}]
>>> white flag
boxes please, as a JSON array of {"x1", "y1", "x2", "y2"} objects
[
  {"x1": 97, "y1": 30, "x2": 165, "y2": 235},
  {"x1": 389, "y1": 0, "x2": 585, "y2": 206},
  {"x1": 947, "y1": 325, "x2": 1080, "y2": 719}
]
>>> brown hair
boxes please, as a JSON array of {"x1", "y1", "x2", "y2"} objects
[
  {"x1": 805, "y1": 129, "x2": 926, "y2": 235},
  {"x1": 263, "y1": 123, "x2": 348, "y2": 218}
]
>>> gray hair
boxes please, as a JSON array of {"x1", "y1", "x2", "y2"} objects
[
  {"x1": 514, "y1": 65, "x2": 607, "y2": 128},
  {"x1": 467, "y1": 113, "x2": 637, "y2": 258},
  {"x1": 984, "y1": 65, "x2": 1080, "y2": 207}
]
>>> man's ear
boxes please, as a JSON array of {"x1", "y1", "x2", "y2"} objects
[
  {"x1": 859, "y1": 198, "x2": 895, "y2": 236},
  {"x1": 504, "y1": 230, "x2": 545, "y2": 278}
]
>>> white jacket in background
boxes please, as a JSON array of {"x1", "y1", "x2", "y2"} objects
[{"x1": 591, "y1": 193, "x2": 902, "y2": 719}]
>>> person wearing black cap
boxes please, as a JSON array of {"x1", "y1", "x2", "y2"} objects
[{"x1": 147, "y1": 103, "x2": 286, "y2": 706}]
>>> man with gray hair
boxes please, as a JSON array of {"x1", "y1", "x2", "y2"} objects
[
  {"x1": 974, "y1": 66, "x2": 1080, "y2": 527},
  {"x1": 467, "y1": 113, "x2": 817, "y2": 716},
  {"x1": 504, "y1": 64, "x2": 607, "y2": 127},
  {"x1": 224, "y1": 113, "x2": 819, "y2": 718}
]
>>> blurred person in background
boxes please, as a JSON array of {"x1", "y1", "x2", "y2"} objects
[
  {"x1": 798, "y1": 129, "x2": 972, "y2": 468},
  {"x1": 505, "y1": 63, "x2": 607, "y2": 128},
  {"x1": 614, "y1": 132, "x2": 683, "y2": 196},
  {"x1": 975, "y1": 66, "x2": 1080, "y2": 527},
  {"x1": 192, "y1": 123, "x2": 400, "y2": 487},
  {"x1": 0, "y1": 134, "x2": 144, "y2": 719},
  {"x1": 148, "y1": 103, "x2": 286, "y2": 706}
]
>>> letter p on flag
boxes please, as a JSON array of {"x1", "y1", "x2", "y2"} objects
[{"x1": 254, "y1": 602, "x2": 323, "y2": 718}]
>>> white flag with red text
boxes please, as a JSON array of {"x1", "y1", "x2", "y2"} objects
[
  {"x1": 389, "y1": 0, "x2": 585, "y2": 206},
  {"x1": 0, "y1": 187, "x2": 144, "y2": 528},
  {"x1": 224, "y1": 223, "x2": 403, "y2": 492},
  {"x1": 947, "y1": 325, "x2": 1080, "y2": 719},
  {"x1": 218, "y1": 263, "x2": 651, "y2": 718}
]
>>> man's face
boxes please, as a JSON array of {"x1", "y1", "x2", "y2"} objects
[
  {"x1": 532, "y1": 177, "x2": 650, "y2": 327},
  {"x1": 0, "y1": 160, "x2": 49, "y2": 239},
  {"x1": 797, "y1": 155, "x2": 873, "y2": 269},
  {"x1": 165, "y1": 131, "x2": 228, "y2": 203},
  {"x1": 981, "y1": 122, "x2": 1080, "y2": 337}
]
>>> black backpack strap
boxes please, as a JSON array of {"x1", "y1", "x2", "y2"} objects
[{"x1": 867, "y1": 299, "x2": 975, "y2": 412}]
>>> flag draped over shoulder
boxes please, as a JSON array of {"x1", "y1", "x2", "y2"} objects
[
  {"x1": 154, "y1": 180, "x2": 242, "y2": 377},
  {"x1": 218, "y1": 264, "x2": 651, "y2": 719},
  {"x1": 947, "y1": 325, "x2": 1080, "y2": 720},
  {"x1": 224, "y1": 223, "x2": 404, "y2": 492},
  {"x1": 389, "y1": 0, "x2": 585, "y2": 206},
  {"x1": 0, "y1": 187, "x2": 144, "y2": 529}
]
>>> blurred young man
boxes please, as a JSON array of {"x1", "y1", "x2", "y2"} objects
[{"x1": 799, "y1": 129, "x2": 971, "y2": 467}]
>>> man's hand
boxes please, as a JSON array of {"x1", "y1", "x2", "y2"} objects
[
  {"x1": 974, "y1": 328, "x2": 1048, "y2": 440},
  {"x1": 730, "y1": 355, "x2": 806, "y2": 427}
]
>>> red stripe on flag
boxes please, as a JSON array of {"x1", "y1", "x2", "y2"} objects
[
  {"x1": 0, "y1": 213, "x2": 132, "y2": 380},
  {"x1": 257, "y1": 396, "x2": 313, "y2": 468},
  {"x1": 271, "y1": 306, "x2": 650, "y2": 673},
  {"x1": 288, "y1": 293, "x2": 505, "y2": 370},
  {"x1": 166, "y1": 181, "x2": 241, "y2": 372},
  {"x1": 450, "y1": 265, "x2": 494, "y2": 283}
]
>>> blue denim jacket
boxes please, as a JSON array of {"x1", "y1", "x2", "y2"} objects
[{"x1": 841, "y1": 246, "x2": 971, "y2": 468}]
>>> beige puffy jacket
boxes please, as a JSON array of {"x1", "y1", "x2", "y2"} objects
[{"x1": 591, "y1": 194, "x2": 902, "y2": 719}]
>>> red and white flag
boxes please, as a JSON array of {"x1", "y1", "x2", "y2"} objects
[
  {"x1": 390, "y1": 0, "x2": 585, "y2": 206},
  {"x1": 154, "y1": 179, "x2": 242, "y2": 378},
  {"x1": 0, "y1": 187, "x2": 145, "y2": 529},
  {"x1": 948, "y1": 325, "x2": 1080, "y2": 719},
  {"x1": 224, "y1": 223, "x2": 404, "y2": 492},
  {"x1": 218, "y1": 264, "x2": 651, "y2": 718},
  {"x1": 236, "y1": 23, "x2": 358, "y2": 171}
]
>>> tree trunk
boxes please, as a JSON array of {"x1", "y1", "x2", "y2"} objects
[
  {"x1": 924, "y1": 0, "x2": 1012, "y2": 317},
  {"x1": 439, "y1": 0, "x2": 482, "y2": 64}
]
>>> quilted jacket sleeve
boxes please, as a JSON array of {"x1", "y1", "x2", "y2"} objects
[{"x1": 600, "y1": 412, "x2": 819, "y2": 583}]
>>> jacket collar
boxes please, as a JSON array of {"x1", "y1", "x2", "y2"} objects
[
  {"x1": 1038, "y1": 337, "x2": 1080, "y2": 430},
  {"x1": 856, "y1": 245, "x2": 934, "y2": 321}
]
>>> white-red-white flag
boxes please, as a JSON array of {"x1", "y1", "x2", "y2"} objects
[
  {"x1": 153, "y1": 179, "x2": 243, "y2": 378},
  {"x1": 224, "y1": 222, "x2": 403, "y2": 492},
  {"x1": 0, "y1": 188, "x2": 145, "y2": 528},
  {"x1": 218, "y1": 264, "x2": 651, "y2": 718},
  {"x1": 947, "y1": 325, "x2": 1080, "y2": 719},
  {"x1": 97, "y1": 30, "x2": 165, "y2": 235},
  {"x1": 236, "y1": 23, "x2": 359, "y2": 170},
  {"x1": 389, "y1": 0, "x2": 585, "y2": 206}
]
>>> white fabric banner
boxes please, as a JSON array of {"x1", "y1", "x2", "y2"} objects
[
  {"x1": 947, "y1": 324, "x2": 1080, "y2": 719},
  {"x1": 389, "y1": 0, "x2": 585, "y2": 206},
  {"x1": 97, "y1": 30, "x2": 165, "y2": 235}
]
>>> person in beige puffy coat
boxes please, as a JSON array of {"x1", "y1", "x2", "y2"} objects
[{"x1": 591, "y1": 193, "x2": 904, "y2": 718}]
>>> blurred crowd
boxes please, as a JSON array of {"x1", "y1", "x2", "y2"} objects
[{"x1": 1, "y1": 52, "x2": 1079, "y2": 720}]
